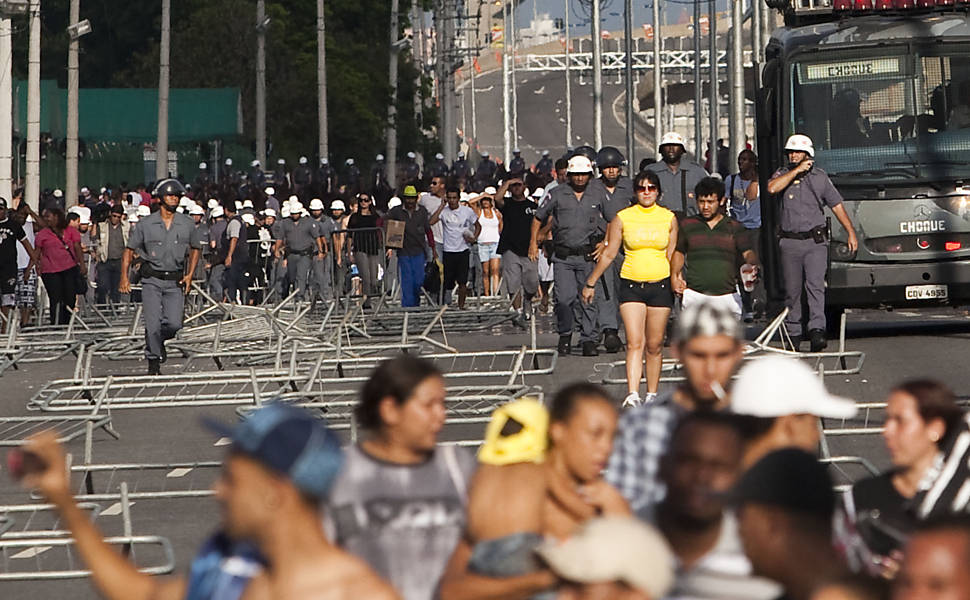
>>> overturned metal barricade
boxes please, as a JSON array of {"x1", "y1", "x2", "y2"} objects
[{"x1": 0, "y1": 503, "x2": 102, "y2": 540}]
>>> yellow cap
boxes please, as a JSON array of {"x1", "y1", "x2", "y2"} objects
[
  {"x1": 478, "y1": 398, "x2": 549, "y2": 466},
  {"x1": 403, "y1": 185, "x2": 418, "y2": 197}
]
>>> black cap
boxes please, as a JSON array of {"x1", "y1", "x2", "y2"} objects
[
  {"x1": 726, "y1": 448, "x2": 835, "y2": 518},
  {"x1": 0, "y1": 197, "x2": 6, "y2": 209}
]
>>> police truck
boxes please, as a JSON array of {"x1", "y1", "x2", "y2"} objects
[{"x1": 757, "y1": 0, "x2": 970, "y2": 321}]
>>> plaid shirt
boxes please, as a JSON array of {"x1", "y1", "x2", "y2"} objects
[{"x1": 605, "y1": 390, "x2": 686, "y2": 514}]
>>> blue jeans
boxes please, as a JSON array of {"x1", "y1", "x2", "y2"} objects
[{"x1": 398, "y1": 253, "x2": 425, "y2": 307}]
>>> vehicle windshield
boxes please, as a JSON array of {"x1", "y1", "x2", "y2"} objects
[{"x1": 790, "y1": 45, "x2": 970, "y2": 183}]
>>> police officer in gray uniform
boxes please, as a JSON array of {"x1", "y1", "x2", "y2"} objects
[
  {"x1": 646, "y1": 132, "x2": 709, "y2": 218},
  {"x1": 274, "y1": 200, "x2": 325, "y2": 301},
  {"x1": 767, "y1": 134, "x2": 858, "y2": 352},
  {"x1": 530, "y1": 154, "x2": 607, "y2": 357},
  {"x1": 120, "y1": 179, "x2": 203, "y2": 375},
  {"x1": 588, "y1": 146, "x2": 634, "y2": 353},
  {"x1": 308, "y1": 198, "x2": 334, "y2": 303}
]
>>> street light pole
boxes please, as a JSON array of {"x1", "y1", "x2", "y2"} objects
[
  {"x1": 591, "y1": 0, "x2": 603, "y2": 150},
  {"x1": 708, "y1": 0, "x2": 718, "y2": 176},
  {"x1": 652, "y1": 0, "x2": 662, "y2": 154},
  {"x1": 256, "y1": 0, "x2": 266, "y2": 168},
  {"x1": 729, "y1": 0, "x2": 745, "y2": 163},
  {"x1": 692, "y1": 0, "x2": 702, "y2": 160},
  {"x1": 502, "y1": 0, "x2": 510, "y2": 165},
  {"x1": 386, "y1": 0, "x2": 399, "y2": 187},
  {"x1": 317, "y1": 0, "x2": 329, "y2": 161},
  {"x1": 25, "y1": 0, "x2": 40, "y2": 211},
  {"x1": 509, "y1": 0, "x2": 518, "y2": 150},
  {"x1": 65, "y1": 0, "x2": 79, "y2": 209},
  {"x1": 623, "y1": 0, "x2": 634, "y2": 165},
  {"x1": 0, "y1": 18, "x2": 14, "y2": 204},
  {"x1": 156, "y1": 0, "x2": 170, "y2": 182},
  {"x1": 564, "y1": 0, "x2": 572, "y2": 148}
]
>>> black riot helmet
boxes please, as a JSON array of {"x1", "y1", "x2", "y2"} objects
[
  {"x1": 154, "y1": 178, "x2": 186, "y2": 198},
  {"x1": 571, "y1": 145, "x2": 598, "y2": 164},
  {"x1": 595, "y1": 146, "x2": 625, "y2": 169}
]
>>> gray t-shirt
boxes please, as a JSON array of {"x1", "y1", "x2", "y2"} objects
[
  {"x1": 326, "y1": 444, "x2": 477, "y2": 600},
  {"x1": 646, "y1": 160, "x2": 709, "y2": 216},
  {"x1": 279, "y1": 217, "x2": 319, "y2": 253},
  {"x1": 439, "y1": 205, "x2": 478, "y2": 253}
]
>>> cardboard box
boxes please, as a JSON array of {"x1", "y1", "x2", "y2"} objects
[{"x1": 385, "y1": 219, "x2": 406, "y2": 249}]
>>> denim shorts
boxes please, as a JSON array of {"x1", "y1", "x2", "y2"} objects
[{"x1": 478, "y1": 242, "x2": 499, "y2": 262}]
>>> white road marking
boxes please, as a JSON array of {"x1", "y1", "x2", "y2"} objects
[
  {"x1": 11, "y1": 546, "x2": 52, "y2": 559},
  {"x1": 167, "y1": 468, "x2": 193, "y2": 478}
]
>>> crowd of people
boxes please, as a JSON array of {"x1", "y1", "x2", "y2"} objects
[{"x1": 14, "y1": 299, "x2": 970, "y2": 600}]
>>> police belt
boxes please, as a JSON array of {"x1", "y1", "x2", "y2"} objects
[
  {"x1": 778, "y1": 230, "x2": 815, "y2": 240},
  {"x1": 287, "y1": 247, "x2": 314, "y2": 256},
  {"x1": 141, "y1": 265, "x2": 184, "y2": 281},
  {"x1": 553, "y1": 243, "x2": 593, "y2": 259}
]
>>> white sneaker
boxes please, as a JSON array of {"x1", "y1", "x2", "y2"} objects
[
  {"x1": 644, "y1": 392, "x2": 658, "y2": 404},
  {"x1": 622, "y1": 392, "x2": 642, "y2": 408}
]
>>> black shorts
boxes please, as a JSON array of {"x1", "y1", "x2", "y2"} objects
[
  {"x1": 617, "y1": 277, "x2": 673, "y2": 308},
  {"x1": 0, "y1": 270, "x2": 16, "y2": 294},
  {"x1": 442, "y1": 250, "x2": 470, "y2": 288}
]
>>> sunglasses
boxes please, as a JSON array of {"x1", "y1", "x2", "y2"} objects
[
  {"x1": 359, "y1": 197, "x2": 371, "y2": 202},
  {"x1": 635, "y1": 184, "x2": 659, "y2": 193}
]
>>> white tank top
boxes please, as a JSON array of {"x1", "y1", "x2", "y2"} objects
[{"x1": 477, "y1": 210, "x2": 500, "y2": 244}]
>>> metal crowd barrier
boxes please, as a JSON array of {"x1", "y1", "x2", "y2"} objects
[
  {"x1": 0, "y1": 414, "x2": 116, "y2": 447},
  {"x1": 0, "y1": 503, "x2": 102, "y2": 540},
  {"x1": 0, "y1": 535, "x2": 175, "y2": 580}
]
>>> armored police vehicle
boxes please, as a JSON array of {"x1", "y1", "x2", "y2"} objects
[{"x1": 757, "y1": 0, "x2": 970, "y2": 319}]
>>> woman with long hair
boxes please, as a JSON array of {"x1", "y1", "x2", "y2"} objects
[
  {"x1": 582, "y1": 170, "x2": 678, "y2": 407},
  {"x1": 33, "y1": 207, "x2": 86, "y2": 324},
  {"x1": 850, "y1": 380, "x2": 965, "y2": 564},
  {"x1": 327, "y1": 355, "x2": 477, "y2": 600},
  {"x1": 347, "y1": 193, "x2": 382, "y2": 298},
  {"x1": 472, "y1": 195, "x2": 502, "y2": 296}
]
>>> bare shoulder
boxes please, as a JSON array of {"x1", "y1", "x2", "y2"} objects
[
  {"x1": 331, "y1": 553, "x2": 400, "y2": 599},
  {"x1": 588, "y1": 479, "x2": 631, "y2": 515}
]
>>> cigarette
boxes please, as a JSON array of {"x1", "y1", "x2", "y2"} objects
[{"x1": 711, "y1": 381, "x2": 727, "y2": 402}]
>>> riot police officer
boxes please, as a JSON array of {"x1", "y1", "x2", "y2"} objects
[
  {"x1": 451, "y1": 151, "x2": 471, "y2": 181},
  {"x1": 535, "y1": 150, "x2": 553, "y2": 178},
  {"x1": 530, "y1": 155, "x2": 607, "y2": 357},
  {"x1": 195, "y1": 162, "x2": 211, "y2": 189},
  {"x1": 402, "y1": 151, "x2": 421, "y2": 184},
  {"x1": 249, "y1": 160, "x2": 266, "y2": 190},
  {"x1": 767, "y1": 134, "x2": 858, "y2": 352},
  {"x1": 120, "y1": 179, "x2": 203, "y2": 375},
  {"x1": 587, "y1": 145, "x2": 635, "y2": 353},
  {"x1": 475, "y1": 151, "x2": 498, "y2": 187},
  {"x1": 316, "y1": 158, "x2": 335, "y2": 197},
  {"x1": 645, "y1": 132, "x2": 708, "y2": 217},
  {"x1": 428, "y1": 153, "x2": 449, "y2": 178},
  {"x1": 292, "y1": 156, "x2": 312, "y2": 197},
  {"x1": 370, "y1": 154, "x2": 390, "y2": 195},
  {"x1": 274, "y1": 200, "x2": 325, "y2": 302},
  {"x1": 273, "y1": 158, "x2": 289, "y2": 190},
  {"x1": 344, "y1": 158, "x2": 361, "y2": 194},
  {"x1": 508, "y1": 148, "x2": 526, "y2": 177}
]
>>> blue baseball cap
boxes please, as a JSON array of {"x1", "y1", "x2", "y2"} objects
[{"x1": 204, "y1": 403, "x2": 344, "y2": 500}]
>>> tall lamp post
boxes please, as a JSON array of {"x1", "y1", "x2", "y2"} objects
[
  {"x1": 0, "y1": 0, "x2": 27, "y2": 204},
  {"x1": 66, "y1": 8, "x2": 92, "y2": 210}
]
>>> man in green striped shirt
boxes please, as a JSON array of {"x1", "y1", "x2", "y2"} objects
[{"x1": 672, "y1": 177, "x2": 759, "y2": 319}]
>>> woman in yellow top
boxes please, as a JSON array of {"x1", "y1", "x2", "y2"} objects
[{"x1": 582, "y1": 170, "x2": 677, "y2": 407}]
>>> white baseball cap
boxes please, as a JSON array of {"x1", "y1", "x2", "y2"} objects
[
  {"x1": 137, "y1": 205, "x2": 151, "y2": 217},
  {"x1": 53, "y1": 189, "x2": 63, "y2": 198},
  {"x1": 659, "y1": 132, "x2": 687, "y2": 148},
  {"x1": 241, "y1": 213, "x2": 256, "y2": 225},
  {"x1": 731, "y1": 355, "x2": 858, "y2": 420},
  {"x1": 210, "y1": 206, "x2": 224, "y2": 218},
  {"x1": 388, "y1": 197, "x2": 402, "y2": 209},
  {"x1": 263, "y1": 208, "x2": 277, "y2": 218},
  {"x1": 190, "y1": 204, "x2": 205, "y2": 216},
  {"x1": 566, "y1": 155, "x2": 594, "y2": 174},
  {"x1": 531, "y1": 187, "x2": 545, "y2": 198},
  {"x1": 299, "y1": 156, "x2": 308, "y2": 165},
  {"x1": 330, "y1": 199, "x2": 346, "y2": 211},
  {"x1": 309, "y1": 198, "x2": 325, "y2": 211},
  {"x1": 784, "y1": 134, "x2": 815, "y2": 158},
  {"x1": 242, "y1": 199, "x2": 254, "y2": 209},
  {"x1": 537, "y1": 517, "x2": 675, "y2": 599},
  {"x1": 264, "y1": 186, "x2": 275, "y2": 196}
]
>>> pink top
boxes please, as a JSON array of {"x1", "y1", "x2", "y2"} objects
[{"x1": 34, "y1": 226, "x2": 81, "y2": 274}]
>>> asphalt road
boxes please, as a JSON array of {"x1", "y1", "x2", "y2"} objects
[
  {"x1": 2, "y1": 304, "x2": 970, "y2": 597},
  {"x1": 459, "y1": 65, "x2": 656, "y2": 168}
]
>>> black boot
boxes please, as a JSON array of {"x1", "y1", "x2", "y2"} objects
[
  {"x1": 557, "y1": 335, "x2": 572, "y2": 355},
  {"x1": 809, "y1": 328, "x2": 827, "y2": 353},
  {"x1": 582, "y1": 341, "x2": 599, "y2": 357},
  {"x1": 790, "y1": 335, "x2": 802, "y2": 352},
  {"x1": 147, "y1": 359, "x2": 161, "y2": 376},
  {"x1": 602, "y1": 329, "x2": 623, "y2": 353}
]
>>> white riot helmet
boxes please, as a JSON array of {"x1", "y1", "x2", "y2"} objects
[
  {"x1": 190, "y1": 204, "x2": 205, "y2": 216},
  {"x1": 299, "y1": 156, "x2": 308, "y2": 165},
  {"x1": 264, "y1": 186, "x2": 275, "y2": 196},
  {"x1": 241, "y1": 213, "x2": 256, "y2": 226},
  {"x1": 207, "y1": 198, "x2": 219, "y2": 209},
  {"x1": 330, "y1": 199, "x2": 346, "y2": 212},
  {"x1": 784, "y1": 134, "x2": 815, "y2": 158},
  {"x1": 251, "y1": 160, "x2": 260, "y2": 168},
  {"x1": 435, "y1": 152, "x2": 444, "y2": 160},
  {"x1": 199, "y1": 162, "x2": 207, "y2": 170},
  {"x1": 376, "y1": 154, "x2": 385, "y2": 161},
  {"x1": 658, "y1": 132, "x2": 687, "y2": 149},
  {"x1": 264, "y1": 208, "x2": 277, "y2": 218},
  {"x1": 388, "y1": 197, "x2": 402, "y2": 209},
  {"x1": 566, "y1": 155, "x2": 594, "y2": 174},
  {"x1": 277, "y1": 158, "x2": 285, "y2": 165},
  {"x1": 308, "y1": 198, "x2": 325, "y2": 211},
  {"x1": 280, "y1": 205, "x2": 291, "y2": 218},
  {"x1": 242, "y1": 199, "x2": 254, "y2": 209},
  {"x1": 137, "y1": 205, "x2": 152, "y2": 217},
  {"x1": 225, "y1": 158, "x2": 233, "y2": 166}
]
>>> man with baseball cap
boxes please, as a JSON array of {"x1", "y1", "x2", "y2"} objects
[
  {"x1": 730, "y1": 353, "x2": 858, "y2": 467},
  {"x1": 19, "y1": 404, "x2": 397, "y2": 600},
  {"x1": 646, "y1": 132, "x2": 709, "y2": 218},
  {"x1": 727, "y1": 449, "x2": 850, "y2": 600},
  {"x1": 93, "y1": 203, "x2": 130, "y2": 304},
  {"x1": 767, "y1": 134, "x2": 858, "y2": 353},
  {"x1": 385, "y1": 185, "x2": 432, "y2": 307},
  {"x1": 531, "y1": 154, "x2": 608, "y2": 356}
]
